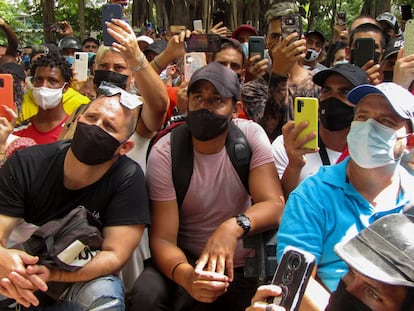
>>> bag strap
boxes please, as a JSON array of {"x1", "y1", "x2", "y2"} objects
[
  {"x1": 171, "y1": 122, "x2": 252, "y2": 208},
  {"x1": 318, "y1": 136, "x2": 331, "y2": 165}
]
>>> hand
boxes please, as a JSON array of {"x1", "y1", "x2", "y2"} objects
[
  {"x1": 195, "y1": 220, "x2": 239, "y2": 281},
  {"x1": 58, "y1": 21, "x2": 74, "y2": 36},
  {"x1": 0, "y1": 106, "x2": 17, "y2": 146},
  {"x1": 246, "y1": 55, "x2": 269, "y2": 80},
  {"x1": 362, "y1": 60, "x2": 383, "y2": 85},
  {"x1": 271, "y1": 33, "x2": 306, "y2": 76},
  {"x1": 176, "y1": 82, "x2": 189, "y2": 114},
  {"x1": 282, "y1": 120, "x2": 318, "y2": 169},
  {"x1": 393, "y1": 48, "x2": 414, "y2": 89},
  {"x1": 333, "y1": 24, "x2": 348, "y2": 43},
  {"x1": 245, "y1": 285, "x2": 285, "y2": 311},
  {"x1": 163, "y1": 30, "x2": 191, "y2": 60},
  {"x1": 0, "y1": 18, "x2": 6, "y2": 27},
  {"x1": 210, "y1": 22, "x2": 230, "y2": 37},
  {"x1": 187, "y1": 269, "x2": 230, "y2": 303}
]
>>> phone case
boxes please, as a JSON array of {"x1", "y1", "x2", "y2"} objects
[
  {"x1": 248, "y1": 36, "x2": 265, "y2": 59},
  {"x1": 401, "y1": 4, "x2": 413, "y2": 21},
  {"x1": 294, "y1": 97, "x2": 318, "y2": 149},
  {"x1": 74, "y1": 52, "x2": 89, "y2": 82},
  {"x1": 270, "y1": 246, "x2": 316, "y2": 311},
  {"x1": 102, "y1": 4, "x2": 123, "y2": 46},
  {"x1": 0, "y1": 74, "x2": 15, "y2": 121},
  {"x1": 184, "y1": 52, "x2": 206, "y2": 81},
  {"x1": 352, "y1": 38, "x2": 375, "y2": 67},
  {"x1": 281, "y1": 14, "x2": 302, "y2": 40},
  {"x1": 404, "y1": 20, "x2": 414, "y2": 57},
  {"x1": 185, "y1": 34, "x2": 221, "y2": 53}
]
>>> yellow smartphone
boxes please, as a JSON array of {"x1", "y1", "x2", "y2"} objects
[{"x1": 294, "y1": 97, "x2": 318, "y2": 149}]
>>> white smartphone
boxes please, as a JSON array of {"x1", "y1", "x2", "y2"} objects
[
  {"x1": 183, "y1": 52, "x2": 206, "y2": 81},
  {"x1": 74, "y1": 52, "x2": 89, "y2": 81},
  {"x1": 404, "y1": 19, "x2": 414, "y2": 57},
  {"x1": 193, "y1": 19, "x2": 203, "y2": 31}
]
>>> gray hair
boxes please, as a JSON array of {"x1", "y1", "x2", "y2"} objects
[{"x1": 264, "y1": 2, "x2": 299, "y2": 25}]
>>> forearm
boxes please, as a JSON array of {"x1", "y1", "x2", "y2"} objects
[
  {"x1": 244, "y1": 199, "x2": 283, "y2": 235},
  {"x1": 2, "y1": 24, "x2": 19, "y2": 56},
  {"x1": 281, "y1": 164, "x2": 303, "y2": 199}
]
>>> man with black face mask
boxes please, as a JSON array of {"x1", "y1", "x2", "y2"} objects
[
  {"x1": 247, "y1": 213, "x2": 414, "y2": 311},
  {"x1": 0, "y1": 84, "x2": 150, "y2": 310},
  {"x1": 129, "y1": 62, "x2": 285, "y2": 311},
  {"x1": 273, "y1": 62, "x2": 368, "y2": 197}
]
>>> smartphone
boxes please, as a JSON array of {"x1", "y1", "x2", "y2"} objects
[
  {"x1": 212, "y1": 10, "x2": 225, "y2": 26},
  {"x1": 401, "y1": 4, "x2": 413, "y2": 21},
  {"x1": 146, "y1": 21, "x2": 154, "y2": 31},
  {"x1": 281, "y1": 14, "x2": 302, "y2": 41},
  {"x1": 193, "y1": 19, "x2": 203, "y2": 31},
  {"x1": 294, "y1": 97, "x2": 318, "y2": 149},
  {"x1": 185, "y1": 34, "x2": 221, "y2": 53},
  {"x1": 183, "y1": 52, "x2": 207, "y2": 81},
  {"x1": 74, "y1": 52, "x2": 89, "y2": 82},
  {"x1": 336, "y1": 12, "x2": 347, "y2": 26},
  {"x1": 102, "y1": 3, "x2": 123, "y2": 46},
  {"x1": 0, "y1": 74, "x2": 15, "y2": 122},
  {"x1": 351, "y1": 38, "x2": 376, "y2": 67},
  {"x1": 170, "y1": 25, "x2": 186, "y2": 34},
  {"x1": 248, "y1": 36, "x2": 265, "y2": 59},
  {"x1": 404, "y1": 19, "x2": 414, "y2": 57},
  {"x1": 269, "y1": 246, "x2": 316, "y2": 311}
]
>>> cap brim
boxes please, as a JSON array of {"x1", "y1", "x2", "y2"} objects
[{"x1": 335, "y1": 239, "x2": 414, "y2": 287}]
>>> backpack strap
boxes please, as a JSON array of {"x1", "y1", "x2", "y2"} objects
[
  {"x1": 171, "y1": 123, "x2": 194, "y2": 208},
  {"x1": 226, "y1": 122, "x2": 252, "y2": 193},
  {"x1": 171, "y1": 122, "x2": 252, "y2": 208}
]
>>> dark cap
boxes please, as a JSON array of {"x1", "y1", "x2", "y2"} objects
[
  {"x1": 232, "y1": 24, "x2": 258, "y2": 40},
  {"x1": 383, "y1": 37, "x2": 404, "y2": 61},
  {"x1": 335, "y1": 213, "x2": 414, "y2": 287},
  {"x1": 347, "y1": 82, "x2": 414, "y2": 130},
  {"x1": 313, "y1": 63, "x2": 369, "y2": 88},
  {"x1": 188, "y1": 62, "x2": 241, "y2": 100},
  {"x1": 305, "y1": 30, "x2": 326, "y2": 43},
  {"x1": 0, "y1": 62, "x2": 26, "y2": 81},
  {"x1": 144, "y1": 40, "x2": 167, "y2": 56}
]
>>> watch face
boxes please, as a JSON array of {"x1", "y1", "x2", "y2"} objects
[{"x1": 237, "y1": 214, "x2": 251, "y2": 234}]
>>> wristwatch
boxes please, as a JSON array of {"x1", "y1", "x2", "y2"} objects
[{"x1": 235, "y1": 214, "x2": 251, "y2": 238}]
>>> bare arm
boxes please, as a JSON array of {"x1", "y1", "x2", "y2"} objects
[{"x1": 0, "y1": 18, "x2": 18, "y2": 57}]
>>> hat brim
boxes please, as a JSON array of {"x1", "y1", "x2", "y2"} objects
[{"x1": 335, "y1": 238, "x2": 414, "y2": 287}]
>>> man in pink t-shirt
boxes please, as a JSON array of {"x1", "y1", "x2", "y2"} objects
[{"x1": 130, "y1": 62, "x2": 285, "y2": 310}]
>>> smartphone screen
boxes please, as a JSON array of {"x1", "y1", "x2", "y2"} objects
[
  {"x1": 281, "y1": 14, "x2": 302, "y2": 41},
  {"x1": 294, "y1": 97, "x2": 318, "y2": 149},
  {"x1": 270, "y1": 246, "x2": 315, "y2": 311},
  {"x1": 185, "y1": 34, "x2": 221, "y2": 53},
  {"x1": 248, "y1": 36, "x2": 265, "y2": 59},
  {"x1": 351, "y1": 38, "x2": 375, "y2": 67},
  {"x1": 102, "y1": 4, "x2": 123, "y2": 46},
  {"x1": 0, "y1": 74, "x2": 15, "y2": 122}
]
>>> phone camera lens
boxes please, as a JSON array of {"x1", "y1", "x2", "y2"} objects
[
  {"x1": 282, "y1": 270, "x2": 294, "y2": 284},
  {"x1": 287, "y1": 253, "x2": 301, "y2": 270}
]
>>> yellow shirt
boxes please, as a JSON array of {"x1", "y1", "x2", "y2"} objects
[{"x1": 18, "y1": 87, "x2": 90, "y2": 124}]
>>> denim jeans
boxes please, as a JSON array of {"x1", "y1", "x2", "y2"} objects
[{"x1": 0, "y1": 275, "x2": 125, "y2": 311}]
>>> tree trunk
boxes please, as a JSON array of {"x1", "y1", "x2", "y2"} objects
[
  {"x1": 78, "y1": 0, "x2": 85, "y2": 41},
  {"x1": 361, "y1": 0, "x2": 391, "y2": 17},
  {"x1": 42, "y1": 0, "x2": 56, "y2": 43}
]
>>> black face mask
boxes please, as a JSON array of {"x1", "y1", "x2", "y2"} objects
[
  {"x1": 93, "y1": 70, "x2": 129, "y2": 90},
  {"x1": 186, "y1": 109, "x2": 231, "y2": 141},
  {"x1": 319, "y1": 97, "x2": 354, "y2": 131},
  {"x1": 326, "y1": 279, "x2": 372, "y2": 311},
  {"x1": 383, "y1": 71, "x2": 394, "y2": 82},
  {"x1": 71, "y1": 122, "x2": 122, "y2": 165}
]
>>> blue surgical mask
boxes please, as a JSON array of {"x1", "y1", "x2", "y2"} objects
[
  {"x1": 240, "y1": 42, "x2": 249, "y2": 59},
  {"x1": 65, "y1": 56, "x2": 75, "y2": 67},
  {"x1": 347, "y1": 118, "x2": 402, "y2": 168}
]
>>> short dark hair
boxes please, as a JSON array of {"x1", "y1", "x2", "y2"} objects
[
  {"x1": 82, "y1": 37, "x2": 100, "y2": 47},
  {"x1": 30, "y1": 53, "x2": 73, "y2": 83},
  {"x1": 212, "y1": 39, "x2": 245, "y2": 66},
  {"x1": 349, "y1": 23, "x2": 386, "y2": 50}
]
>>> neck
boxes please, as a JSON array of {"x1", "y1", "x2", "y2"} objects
[
  {"x1": 347, "y1": 159, "x2": 400, "y2": 206},
  {"x1": 63, "y1": 148, "x2": 114, "y2": 190},
  {"x1": 192, "y1": 131, "x2": 228, "y2": 154},
  {"x1": 289, "y1": 63, "x2": 309, "y2": 83},
  {"x1": 319, "y1": 126, "x2": 349, "y2": 152},
  {"x1": 34, "y1": 105, "x2": 67, "y2": 122}
]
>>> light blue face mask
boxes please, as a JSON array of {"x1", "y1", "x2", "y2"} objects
[
  {"x1": 347, "y1": 118, "x2": 402, "y2": 168},
  {"x1": 64, "y1": 56, "x2": 75, "y2": 67},
  {"x1": 240, "y1": 42, "x2": 249, "y2": 59}
]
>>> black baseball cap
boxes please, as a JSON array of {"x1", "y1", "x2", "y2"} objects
[
  {"x1": 305, "y1": 30, "x2": 326, "y2": 43},
  {"x1": 188, "y1": 62, "x2": 240, "y2": 101},
  {"x1": 313, "y1": 63, "x2": 369, "y2": 88}
]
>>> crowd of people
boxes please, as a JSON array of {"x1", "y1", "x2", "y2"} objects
[{"x1": 0, "y1": 1, "x2": 413, "y2": 310}]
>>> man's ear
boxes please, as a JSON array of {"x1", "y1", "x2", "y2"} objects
[
  {"x1": 232, "y1": 101, "x2": 243, "y2": 118},
  {"x1": 119, "y1": 139, "x2": 135, "y2": 155},
  {"x1": 345, "y1": 46, "x2": 351, "y2": 61},
  {"x1": 63, "y1": 82, "x2": 70, "y2": 93}
]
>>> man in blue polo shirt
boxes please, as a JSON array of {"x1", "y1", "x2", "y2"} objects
[{"x1": 277, "y1": 82, "x2": 414, "y2": 292}]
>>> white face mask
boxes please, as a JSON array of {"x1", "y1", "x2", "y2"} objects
[
  {"x1": 347, "y1": 118, "x2": 405, "y2": 169},
  {"x1": 32, "y1": 84, "x2": 66, "y2": 110},
  {"x1": 304, "y1": 48, "x2": 321, "y2": 62}
]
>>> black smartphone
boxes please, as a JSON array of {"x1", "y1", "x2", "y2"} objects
[
  {"x1": 269, "y1": 246, "x2": 315, "y2": 311},
  {"x1": 102, "y1": 3, "x2": 123, "y2": 46},
  {"x1": 185, "y1": 34, "x2": 221, "y2": 53},
  {"x1": 351, "y1": 38, "x2": 376, "y2": 67},
  {"x1": 336, "y1": 12, "x2": 347, "y2": 26},
  {"x1": 281, "y1": 14, "x2": 302, "y2": 41},
  {"x1": 248, "y1": 36, "x2": 265, "y2": 59},
  {"x1": 212, "y1": 10, "x2": 225, "y2": 26},
  {"x1": 401, "y1": 4, "x2": 413, "y2": 21}
]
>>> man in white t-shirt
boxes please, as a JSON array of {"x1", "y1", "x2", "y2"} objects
[
  {"x1": 129, "y1": 62, "x2": 285, "y2": 311},
  {"x1": 272, "y1": 63, "x2": 369, "y2": 197}
]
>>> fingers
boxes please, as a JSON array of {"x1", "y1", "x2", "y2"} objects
[{"x1": 1, "y1": 277, "x2": 39, "y2": 308}]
